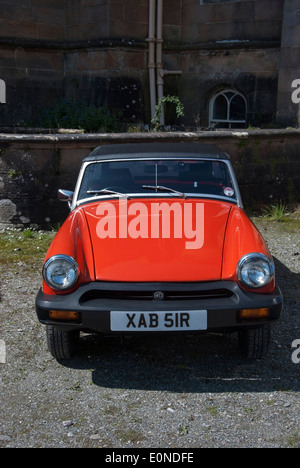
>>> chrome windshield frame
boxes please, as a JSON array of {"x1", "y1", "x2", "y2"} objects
[{"x1": 71, "y1": 157, "x2": 243, "y2": 210}]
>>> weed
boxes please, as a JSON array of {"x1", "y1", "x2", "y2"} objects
[
  {"x1": 103, "y1": 405, "x2": 119, "y2": 416},
  {"x1": 152, "y1": 95, "x2": 184, "y2": 131},
  {"x1": 288, "y1": 433, "x2": 300, "y2": 448},
  {"x1": 23, "y1": 228, "x2": 33, "y2": 239},
  {"x1": 207, "y1": 406, "x2": 219, "y2": 416},
  {"x1": 244, "y1": 407, "x2": 253, "y2": 414},
  {"x1": 8, "y1": 169, "x2": 23, "y2": 179},
  {"x1": 266, "y1": 400, "x2": 275, "y2": 406},
  {"x1": 116, "y1": 428, "x2": 145, "y2": 444},
  {"x1": 264, "y1": 202, "x2": 287, "y2": 221},
  {"x1": 178, "y1": 424, "x2": 189, "y2": 436},
  {"x1": 33, "y1": 100, "x2": 122, "y2": 133}
]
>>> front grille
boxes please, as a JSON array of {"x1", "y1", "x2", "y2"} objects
[{"x1": 79, "y1": 287, "x2": 234, "y2": 304}]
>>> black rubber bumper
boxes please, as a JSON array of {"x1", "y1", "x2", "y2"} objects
[{"x1": 36, "y1": 280, "x2": 283, "y2": 334}]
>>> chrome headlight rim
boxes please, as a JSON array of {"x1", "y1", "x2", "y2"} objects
[
  {"x1": 43, "y1": 254, "x2": 79, "y2": 291},
  {"x1": 237, "y1": 252, "x2": 274, "y2": 289}
]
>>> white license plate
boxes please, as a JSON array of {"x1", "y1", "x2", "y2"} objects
[{"x1": 110, "y1": 310, "x2": 207, "y2": 332}]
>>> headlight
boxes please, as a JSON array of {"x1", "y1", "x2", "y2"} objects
[
  {"x1": 43, "y1": 255, "x2": 79, "y2": 291},
  {"x1": 237, "y1": 253, "x2": 274, "y2": 289}
]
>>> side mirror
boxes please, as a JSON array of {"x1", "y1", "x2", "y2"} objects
[{"x1": 58, "y1": 189, "x2": 74, "y2": 208}]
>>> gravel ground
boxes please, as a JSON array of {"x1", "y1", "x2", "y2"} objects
[{"x1": 0, "y1": 215, "x2": 299, "y2": 449}]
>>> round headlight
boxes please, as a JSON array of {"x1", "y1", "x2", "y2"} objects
[
  {"x1": 237, "y1": 253, "x2": 274, "y2": 289},
  {"x1": 43, "y1": 255, "x2": 79, "y2": 291}
]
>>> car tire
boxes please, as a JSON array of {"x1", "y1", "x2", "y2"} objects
[
  {"x1": 46, "y1": 325, "x2": 79, "y2": 360},
  {"x1": 238, "y1": 324, "x2": 271, "y2": 359}
]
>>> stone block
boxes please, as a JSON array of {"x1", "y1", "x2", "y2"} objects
[
  {"x1": 182, "y1": 4, "x2": 210, "y2": 25},
  {"x1": 81, "y1": 4, "x2": 109, "y2": 25},
  {"x1": 77, "y1": 50, "x2": 120, "y2": 72},
  {"x1": 82, "y1": 20, "x2": 110, "y2": 39},
  {"x1": 181, "y1": 23, "x2": 199, "y2": 42},
  {"x1": 283, "y1": 0, "x2": 300, "y2": 13},
  {"x1": 124, "y1": 4, "x2": 148, "y2": 25},
  {"x1": 15, "y1": 49, "x2": 64, "y2": 72},
  {"x1": 122, "y1": 50, "x2": 147, "y2": 71},
  {"x1": 281, "y1": 25, "x2": 300, "y2": 47},
  {"x1": 38, "y1": 23, "x2": 65, "y2": 41},
  {"x1": 277, "y1": 68, "x2": 300, "y2": 92},
  {"x1": 0, "y1": 49, "x2": 17, "y2": 69},
  {"x1": 1, "y1": 21, "x2": 39, "y2": 39},
  {"x1": 110, "y1": 20, "x2": 148, "y2": 39},
  {"x1": 163, "y1": 25, "x2": 181, "y2": 42},
  {"x1": 163, "y1": 5, "x2": 182, "y2": 26},
  {"x1": 0, "y1": 2, "x2": 32, "y2": 22},
  {"x1": 279, "y1": 46, "x2": 300, "y2": 69},
  {"x1": 33, "y1": 6, "x2": 65, "y2": 25},
  {"x1": 255, "y1": 0, "x2": 283, "y2": 21},
  {"x1": 66, "y1": 24, "x2": 84, "y2": 42},
  {"x1": 210, "y1": 1, "x2": 255, "y2": 24},
  {"x1": 31, "y1": 0, "x2": 65, "y2": 8},
  {"x1": 109, "y1": 2, "x2": 124, "y2": 22}
]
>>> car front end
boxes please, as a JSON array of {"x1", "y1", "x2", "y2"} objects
[{"x1": 36, "y1": 143, "x2": 283, "y2": 359}]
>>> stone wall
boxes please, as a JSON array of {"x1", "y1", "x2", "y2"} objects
[
  {"x1": 276, "y1": 0, "x2": 300, "y2": 126},
  {"x1": 0, "y1": 0, "x2": 66, "y2": 127},
  {"x1": 0, "y1": 0, "x2": 65, "y2": 42},
  {"x1": 0, "y1": 0, "x2": 285, "y2": 44},
  {"x1": 163, "y1": 0, "x2": 285, "y2": 127},
  {"x1": 0, "y1": 0, "x2": 150, "y2": 126},
  {"x1": 175, "y1": 0, "x2": 284, "y2": 44},
  {"x1": 0, "y1": 130, "x2": 299, "y2": 228},
  {"x1": 0, "y1": 0, "x2": 294, "y2": 129},
  {"x1": 168, "y1": 46, "x2": 280, "y2": 128}
]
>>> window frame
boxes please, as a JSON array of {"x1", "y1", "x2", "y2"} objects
[
  {"x1": 209, "y1": 89, "x2": 247, "y2": 129},
  {"x1": 73, "y1": 158, "x2": 242, "y2": 208}
]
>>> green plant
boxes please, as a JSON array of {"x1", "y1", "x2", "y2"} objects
[
  {"x1": 35, "y1": 100, "x2": 121, "y2": 133},
  {"x1": 152, "y1": 95, "x2": 184, "y2": 131},
  {"x1": 23, "y1": 228, "x2": 33, "y2": 239},
  {"x1": 8, "y1": 169, "x2": 23, "y2": 179},
  {"x1": 207, "y1": 406, "x2": 219, "y2": 416},
  {"x1": 127, "y1": 125, "x2": 140, "y2": 133},
  {"x1": 287, "y1": 432, "x2": 300, "y2": 448},
  {"x1": 178, "y1": 424, "x2": 189, "y2": 436},
  {"x1": 264, "y1": 202, "x2": 287, "y2": 221}
]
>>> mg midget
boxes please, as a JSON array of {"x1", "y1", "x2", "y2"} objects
[{"x1": 36, "y1": 143, "x2": 283, "y2": 360}]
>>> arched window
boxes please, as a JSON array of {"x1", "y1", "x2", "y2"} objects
[{"x1": 209, "y1": 90, "x2": 247, "y2": 128}]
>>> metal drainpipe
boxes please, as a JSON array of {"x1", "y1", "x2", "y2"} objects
[
  {"x1": 156, "y1": 0, "x2": 165, "y2": 125},
  {"x1": 147, "y1": 0, "x2": 157, "y2": 122},
  {"x1": 147, "y1": 0, "x2": 182, "y2": 126},
  {"x1": 156, "y1": 0, "x2": 182, "y2": 126}
]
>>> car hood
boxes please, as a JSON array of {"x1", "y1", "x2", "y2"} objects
[{"x1": 83, "y1": 198, "x2": 232, "y2": 282}]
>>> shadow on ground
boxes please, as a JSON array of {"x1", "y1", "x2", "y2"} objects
[{"x1": 61, "y1": 257, "x2": 300, "y2": 394}]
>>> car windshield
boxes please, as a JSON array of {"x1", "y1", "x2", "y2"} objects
[{"x1": 77, "y1": 159, "x2": 237, "y2": 202}]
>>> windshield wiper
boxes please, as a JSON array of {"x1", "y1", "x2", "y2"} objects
[
  {"x1": 142, "y1": 185, "x2": 187, "y2": 198},
  {"x1": 87, "y1": 189, "x2": 129, "y2": 198}
]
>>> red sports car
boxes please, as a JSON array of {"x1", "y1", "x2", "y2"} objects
[{"x1": 36, "y1": 143, "x2": 283, "y2": 360}]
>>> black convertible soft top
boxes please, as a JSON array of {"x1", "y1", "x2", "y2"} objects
[{"x1": 84, "y1": 142, "x2": 230, "y2": 162}]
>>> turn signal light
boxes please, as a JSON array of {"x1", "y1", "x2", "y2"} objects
[
  {"x1": 49, "y1": 310, "x2": 79, "y2": 321},
  {"x1": 239, "y1": 308, "x2": 270, "y2": 320}
]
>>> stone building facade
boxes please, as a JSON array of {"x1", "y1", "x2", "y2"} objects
[{"x1": 0, "y1": 0, "x2": 299, "y2": 129}]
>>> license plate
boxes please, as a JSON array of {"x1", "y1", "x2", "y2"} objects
[{"x1": 110, "y1": 310, "x2": 207, "y2": 332}]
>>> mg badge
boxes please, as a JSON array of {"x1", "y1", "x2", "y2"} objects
[{"x1": 153, "y1": 291, "x2": 165, "y2": 301}]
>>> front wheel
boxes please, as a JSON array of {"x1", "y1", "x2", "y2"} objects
[
  {"x1": 46, "y1": 325, "x2": 79, "y2": 360},
  {"x1": 238, "y1": 324, "x2": 271, "y2": 359}
]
